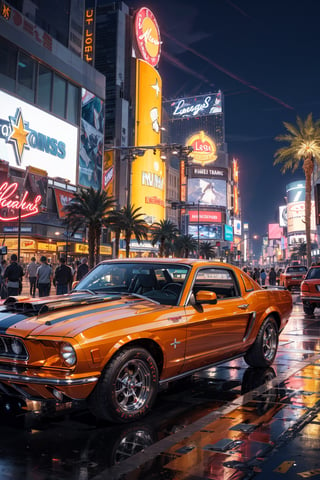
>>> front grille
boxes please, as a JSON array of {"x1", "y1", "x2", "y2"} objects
[{"x1": 0, "y1": 336, "x2": 28, "y2": 360}]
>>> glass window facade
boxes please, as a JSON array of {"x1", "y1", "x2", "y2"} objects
[
  {"x1": 17, "y1": 51, "x2": 36, "y2": 103},
  {"x1": 0, "y1": 40, "x2": 17, "y2": 91},
  {"x1": 37, "y1": 64, "x2": 52, "y2": 110},
  {"x1": 52, "y1": 74, "x2": 66, "y2": 117},
  {"x1": 0, "y1": 36, "x2": 80, "y2": 125}
]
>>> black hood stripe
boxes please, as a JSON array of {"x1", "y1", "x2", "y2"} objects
[
  {"x1": 0, "y1": 313, "x2": 28, "y2": 334},
  {"x1": 45, "y1": 302, "x2": 131, "y2": 326}
]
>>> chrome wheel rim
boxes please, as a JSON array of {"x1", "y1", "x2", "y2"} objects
[
  {"x1": 114, "y1": 359, "x2": 151, "y2": 413},
  {"x1": 263, "y1": 323, "x2": 277, "y2": 361}
]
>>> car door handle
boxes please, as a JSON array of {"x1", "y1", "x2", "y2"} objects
[{"x1": 237, "y1": 304, "x2": 249, "y2": 310}]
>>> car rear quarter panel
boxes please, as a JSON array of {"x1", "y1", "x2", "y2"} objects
[{"x1": 244, "y1": 288, "x2": 292, "y2": 341}]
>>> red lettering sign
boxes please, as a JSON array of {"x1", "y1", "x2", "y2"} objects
[{"x1": 0, "y1": 182, "x2": 42, "y2": 221}]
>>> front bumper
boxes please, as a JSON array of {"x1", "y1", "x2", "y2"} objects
[{"x1": 0, "y1": 370, "x2": 99, "y2": 401}]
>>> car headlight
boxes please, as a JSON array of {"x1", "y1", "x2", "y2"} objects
[
  {"x1": 60, "y1": 342, "x2": 77, "y2": 366},
  {"x1": 11, "y1": 338, "x2": 24, "y2": 355}
]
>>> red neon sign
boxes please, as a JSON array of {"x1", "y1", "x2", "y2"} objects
[{"x1": 0, "y1": 182, "x2": 42, "y2": 221}]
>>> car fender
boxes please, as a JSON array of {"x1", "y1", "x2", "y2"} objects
[{"x1": 99, "y1": 330, "x2": 166, "y2": 371}]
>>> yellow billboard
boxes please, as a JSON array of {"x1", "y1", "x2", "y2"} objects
[
  {"x1": 103, "y1": 150, "x2": 114, "y2": 197},
  {"x1": 132, "y1": 59, "x2": 165, "y2": 224}
]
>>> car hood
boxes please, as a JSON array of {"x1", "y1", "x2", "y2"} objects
[{"x1": 0, "y1": 293, "x2": 168, "y2": 338}]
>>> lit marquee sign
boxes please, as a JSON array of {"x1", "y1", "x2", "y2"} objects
[
  {"x1": 83, "y1": 8, "x2": 95, "y2": 64},
  {"x1": 166, "y1": 92, "x2": 222, "y2": 119},
  {"x1": 187, "y1": 131, "x2": 217, "y2": 166},
  {"x1": 0, "y1": 90, "x2": 78, "y2": 183},
  {"x1": 132, "y1": 60, "x2": 164, "y2": 223},
  {"x1": 0, "y1": 181, "x2": 41, "y2": 221},
  {"x1": 134, "y1": 7, "x2": 161, "y2": 67}
]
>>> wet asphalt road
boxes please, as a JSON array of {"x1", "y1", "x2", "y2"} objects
[{"x1": 1, "y1": 294, "x2": 320, "y2": 480}]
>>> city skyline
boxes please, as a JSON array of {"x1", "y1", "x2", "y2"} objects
[{"x1": 126, "y1": 0, "x2": 320, "y2": 236}]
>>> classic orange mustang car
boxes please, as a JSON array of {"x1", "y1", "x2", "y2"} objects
[{"x1": 0, "y1": 259, "x2": 292, "y2": 423}]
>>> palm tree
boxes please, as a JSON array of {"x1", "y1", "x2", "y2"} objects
[
  {"x1": 150, "y1": 219, "x2": 179, "y2": 257},
  {"x1": 106, "y1": 208, "x2": 124, "y2": 258},
  {"x1": 274, "y1": 114, "x2": 320, "y2": 267},
  {"x1": 63, "y1": 188, "x2": 115, "y2": 268},
  {"x1": 173, "y1": 234, "x2": 198, "y2": 258},
  {"x1": 115, "y1": 204, "x2": 148, "y2": 258},
  {"x1": 199, "y1": 241, "x2": 216, "y2": 259}
]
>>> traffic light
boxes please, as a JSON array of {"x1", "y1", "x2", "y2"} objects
[{"x1": 216, "y1": 241, "x2": 221, "y2": 247}]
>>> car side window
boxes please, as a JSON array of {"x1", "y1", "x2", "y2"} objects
[{"x1": 193, "y1": 267, "x2": 239, "y2": 300}]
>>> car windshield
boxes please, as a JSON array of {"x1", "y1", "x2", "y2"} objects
[
  {"x1": 306, "y1": 268, "x2": 320, "y2": 280},
  {"x1": 74, "y1": 262, "x2": 191, "y2": 306}
]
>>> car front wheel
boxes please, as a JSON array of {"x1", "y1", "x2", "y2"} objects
[
  {"x1": 89, "y1": 347, "x2": 159, "y2": 423},
  {"x1": 244, "y1": 316, "x2": 278, "y2": 367}
]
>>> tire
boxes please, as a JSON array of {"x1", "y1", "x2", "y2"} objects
[
  {"x1": 244, "y1": 316, "x2": 278, "y2": 367},
  {"x1": 88, "y1": 347, "x2": 159, "y2": 423},
  {"x1": 303, "y1": 303, "x2": 315, "y2": 315}
]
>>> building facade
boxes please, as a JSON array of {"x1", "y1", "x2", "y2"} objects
[{"x1": 0, "y1": 0, "x2": 109, "y2": 264}]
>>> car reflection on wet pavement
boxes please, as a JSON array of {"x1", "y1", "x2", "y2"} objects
[{"x1": 1, "y1": 299, "x2": 320, "y2": 480}]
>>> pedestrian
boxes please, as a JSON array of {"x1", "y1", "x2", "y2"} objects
[
  {"x1": 26, "y1": 257, "x2": 38, "y2": 297},
  {"x1": 269, "y1": 267, "x2": 277, "y2": 286},
  {"x1": 76, "y1": 257, "x2": 89, "y2": 281},
  {"x1": 260, "y1": 269, "x2": 267, "y2": 286},
  {"x1": 0, "y1": 259, "x2": 7, "y2": 299},
  {"x1": 3, "y1": 254, "x2": 24, "y2": 297},
  {"x1": 36, "y1": 256, "x2": 53, "y2": 297},
  {"x1": 54, "y1": 257, "x2": 73, "y2": 295}
]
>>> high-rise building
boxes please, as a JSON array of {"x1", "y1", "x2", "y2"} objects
[{"x1": 0, "y1": 0, "x2": 107, "y2": 262}]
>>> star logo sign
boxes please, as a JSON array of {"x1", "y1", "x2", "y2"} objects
[
  {"x1": 8, "y1": 108, "x2": 30, "y2": 166},
  {"x1": 151, "y1": 78, "x2": 160, "y2": 97}
]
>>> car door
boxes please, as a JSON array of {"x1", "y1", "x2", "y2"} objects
[{"x1": 182, "y1": 266, "x2": 252, "y2": 372}]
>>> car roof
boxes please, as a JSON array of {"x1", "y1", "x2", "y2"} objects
[{"x1": 99, "y1": 258, "x2": 235, "y2": 269}]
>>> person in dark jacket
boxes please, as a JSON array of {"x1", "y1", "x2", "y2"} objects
[
  {"x1": 54, "y1": 257, "x2": 73, "y2": 295},
  {"x1": 76, "y1": 257, "x2": 89, "y2": 281},
  {"x1": 3, "y1": 254, "x2": 24, "y2": 297},
  {"x1": 268, "y1": 267, "x2": 277, "y2": 286}
]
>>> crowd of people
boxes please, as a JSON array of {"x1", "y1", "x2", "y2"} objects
[
  {"x1": 243, "y1": 266, "x2": 282, "y2": 286},
  {"x1": 0, "y1": 255, "x2": 90, "y2": 299}
]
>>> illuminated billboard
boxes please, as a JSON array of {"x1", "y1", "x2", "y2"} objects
[
  {"x1": 279, "y1": 205, "x2": 287, "y2": 227},
  {"x1": 103, "y1": 150, "x2": 114, "y2": 197},
  {"x1": 134, "y1": 7, "x2": 161, "y2": 67},
  {"x1": 83, "y1": 8, "x2": 95, "y2": 64},
  {"x1": 187, "y1": 177, "x2": 227, "y2": 207},
  {"x1": 186, "y1": 131, "x2": 217, "y2": 166},
  {"x1": 189, "y1": 224, "x2": 222, "y2": 240},
  {"x1": 287, "y1": 201, "x2": 316, "y2": 233},
  {"x1": 0, "y1": 89, "x2": 78, "y2": 183},
  {"x1": 224, "y1": 224, "x2": 233, "y2": 241},
  {"x1": 132, "y1": 59, "x2": 164, "y2": 224},
  {"x1": 234, "y1": 219, "x2": 242, "y2": 235},
  {"x1": 268, "y1": 223, "x2": 283, "y2": 239},
  {"x1": 79, "y1": 88, "x2": 104, "y2": 190},
  {"x1": 165, "y1": 92, "x2": 222, "y2": 120},
  {"x1": 188, "y1": 210, "x2": 222, "y2": 223},
  {"x1": 286, "y1": 180, "x2": 316, "y2": 234},
  {"x1": 189, "y1": 165, "x2": 228, "y2": 179}
]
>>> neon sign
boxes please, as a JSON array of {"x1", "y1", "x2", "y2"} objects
[
  {"x1": 187, "y1": 131, "x2": 217, "y2": 166},
  {"x1": 0, "y1": 182, "x2": 42, "y2": 221},
  {"x1": 134, "y1": 7, "x2": 161, "y2": 67},
  {"x1": 83, "y1": 8, "x2": 95, "y2": 64}
]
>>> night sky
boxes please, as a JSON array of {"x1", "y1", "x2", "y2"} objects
[{"x1": 126, "y1": 0, "x2": 320, "y2": 237}]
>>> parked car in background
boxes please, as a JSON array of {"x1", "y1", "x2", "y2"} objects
[
  {"x1": 300, "y1": 265, "x2": 320, "y2": 315},
  {"x1": 0, "y1": 259, "x2": 292, "y2": 423},
  {"x1": 279, "y1": 264, "x2": 308, "y2": 291}
]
